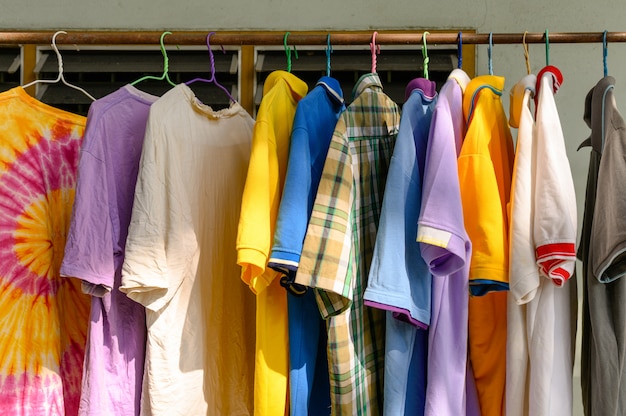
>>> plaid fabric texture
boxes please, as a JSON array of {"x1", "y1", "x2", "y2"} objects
[{"x1": 296, "y1": 73, "x2": 401, "y2": 415}]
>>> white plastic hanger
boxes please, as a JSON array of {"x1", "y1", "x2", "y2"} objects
[{"x1": 23, "y1": 31, "x2": 96, "y2": 101}]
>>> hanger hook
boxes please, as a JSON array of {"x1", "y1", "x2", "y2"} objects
[
  {"x1": 545, "y1": 29, "x2": 550, "y2": 66},
  {"x1": 422, "y1": 31, "x2": 430, "y2": 80},
  {"x1": 51, "y1": 30, "x2": 67, "y2": 79},
  {"x1": 488, "y1": 32, "x2": 493, "y2": 75},
  {"x1": 370, "y1": 31, "x2": 380, "y2": 73},
  {"x1": 206, "y1": 32, "x2": 218, "y2": 82},
  {"x1": 523, "y1": 30, "x2": 531, "y2": 75},
  {"x1": 283, "y1": 32, "x2": 298, "y2": 73},
  {"x1": 457, "y1": 31, "x2": 463, "y2": 69},
  {"x1": 603, "y1": 30, "x2": 609, "y2": 77},
  {"x1": 159, "y1": 31, "x2": 175, "y2": 86},
  {"x1": 326, "y1": 33, "x2": 332, "y2": 77}
]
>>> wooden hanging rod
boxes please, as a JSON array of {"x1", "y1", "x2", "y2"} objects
[{"x1": 0, "y1": 31, "x2": 625, "y2": 46}]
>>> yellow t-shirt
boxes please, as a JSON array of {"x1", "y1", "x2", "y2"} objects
[
  {"x1": 236, "y1": 70, "x2": 308, "y2": 415},
  {"x1": 459, "y1": 75, "x2": 514, "y2": 416}
]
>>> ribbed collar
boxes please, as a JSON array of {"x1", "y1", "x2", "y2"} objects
[
  {"x1": 315, "y1": 76, "x2": 344, "y2": 106},
  {"x1": 509, "y1": 74, "x2": 536, "y2": 128},
  {"x1": 463, "y1": 75, "x2": 505, "y2": 123}
]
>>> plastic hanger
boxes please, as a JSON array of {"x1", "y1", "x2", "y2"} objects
[
  {"x1": 370, "y1": 31, "x2": 380, "y2": 73},
  {"x1": 185, "y1": 32, "x2": 236, "y2": 103},
  {"x1": 544, "y1": 29, "x2": 550, "y2": 66},
  {"x1": 457, "y1": 31, "x2": 463, "y2": 69},
  {"x1": 603, "y1": 30, "x2": 609, "y2": 77},
  {"x1": 283, "y1": 32, "x2": 298, "y2": 73},
  {"x1": 523, "y1": 31, "x2": 531, "y2": 75},
  {"x1": 23, "y1": 30, "x2": 96, "y2": 101},
  {"x1": 422, "y1": 31, "x2": 430, "y2": 80},
  {"x1": 488, "y1": 32, "x2": 494, "y2": 75},
  {"x1": 325, "y1": 34, "x2": 333, "y2": 77},
  {"x1": 131, "y1": 31, "x2": 176, "y2": 87}
]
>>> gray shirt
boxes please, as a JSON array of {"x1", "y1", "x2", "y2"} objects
[{"x1": 579, "y1": 76, "x2": 626, "y2": 416}]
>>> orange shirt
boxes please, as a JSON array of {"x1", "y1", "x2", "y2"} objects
[{"x1": 459, "y1": 75, "x2": 514, "y2": 416}]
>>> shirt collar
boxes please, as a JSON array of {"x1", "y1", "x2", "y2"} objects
[
  {"x1": 315, "y1": 76, "x2": 344, "y2": 106},
  {"x1": 352, "y1": 73, "x2": 383, "y2": 99},
  {"x1": 463, "y1": 75, "x2": 506, "y2": 122},
  {"x1": 263, "y1": 70, "x2": 308, "y2": 101},
  {"x1": 508, "y1": 74, "x2": 536, "y2": 128},
  {"x1": 448, "y1": 69, "x2": 471, "y2": 93},
  {"x1": 405, "y1": 78, "x2": 437, "y2": 101},
  {"x1": 579, "y1": 76, "x2": 616, "y2": 153}
]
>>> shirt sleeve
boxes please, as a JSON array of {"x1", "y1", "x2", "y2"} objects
[
  {"x1": 509, "y1": 89, "x2": 541, "y2": 304},
  {"x1": 417, "y1": 100, "x2": 468, "y2": 278},
  {"x1": 296, "y1": 120, "x2": 354, "y2": 318},
  {"x1": 120, "y1": 115, "x2": 196, "y2": 311},
  {"x1": 236, "y1": 119, "x2": 281, "y2": 294},
  {"x1": 363, "y1": 115, "x2": 430, "y2": 328},
  {"x1": 268, "y1": 125, "x2": 312, "y2": 275},
  {"x1": 534, "y1": 74, "x2": 577, "y2": 286},
  {"x1": 60, "y1": 111, "x2": 115, "y2": 297},
  {"x1": 591, "y1": 103, "x2": 626, "y2": 283}
]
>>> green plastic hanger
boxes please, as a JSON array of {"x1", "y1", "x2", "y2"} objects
[{"x1": 131, "y1": 31, "x2": 176, "y2": 87}]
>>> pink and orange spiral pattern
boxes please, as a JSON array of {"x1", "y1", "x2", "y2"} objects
[{"x1": 0, "y1": 96, "x2": 90, "y2": 416}]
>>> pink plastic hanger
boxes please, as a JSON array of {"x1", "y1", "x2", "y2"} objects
[
  {"x1": 185, "y1": 32, "x2": 236, "y2": 103},
  {"x1": 370, "y1": 31, "x2": 380, "y2": 73}
]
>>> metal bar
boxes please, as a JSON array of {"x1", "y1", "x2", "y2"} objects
[{"x1": 0, "y1": 31, "x2": 625, "y2": 46}]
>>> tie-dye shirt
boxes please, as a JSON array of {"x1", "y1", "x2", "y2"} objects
[{"x1": 0, "y1": 87, "x2": 90, "y2": 415}]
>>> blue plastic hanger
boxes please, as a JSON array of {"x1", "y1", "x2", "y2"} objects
[
  {"x1": 185, "y1": 32, "x2": 236, "y2": 103},
  {"x1": 370, "y1": 31, "x2": 380, "y2": 73},
  {"x1": 422, "y1": 31, "x2": 430, "y2": 80},
  {"x1": 603, "y1": 30, "x2": 609, "y2": 77},
  {"x1": 488, "y1": 32, "x2": 494, "y2": 75},
  {"x1": 457, "y1": 31, "x2": 463, "y2": 69},
  {"x1": 131, "y1": 31, "x2": 176, "y2": 87},
  {"x1": 326, "y1": 34, "x2": 333, "y2": 77}
]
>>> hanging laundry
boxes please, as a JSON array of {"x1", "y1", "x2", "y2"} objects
[
  {"x1": 61, "y1": 85, "x2": 159, "y2": 416},
  {"x1": 0, "y1": 86, "x2": 90, "y2": 415},
  {"x1": 363, "y1": 77, "x2": 437, "y2": 416},
  {"x1": 268, "y1": 75, "x2": 345, "y2": 416},
  {"x1": 236, "y1": 70, "x2": 308, "y2": 416},
  {"x1": 459, "y1": 75, "x2": 514, "y2": 416},
  {"x1": 296, "y1": 73, "x2": 401, "y2": 415},
  {"x1": 121, "y1": 84, "x2": 256, "y2": 415},
  {"x1": 579, "y1": 75, "x2": 626, "y2": 416},
  {"x1": 506, "y1": 68, "x2": 577, "y2": 416},
  {"x1": 416, "y1": 69, "x2": 478, "y2": 416}
]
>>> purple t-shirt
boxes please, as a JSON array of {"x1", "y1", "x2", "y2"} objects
[
  {"x1": 416, "y1": 70, "x2": 479, "y2": 416},
  {"x1": 61, "y1": 85, "x2": 158, "y2": 416}
]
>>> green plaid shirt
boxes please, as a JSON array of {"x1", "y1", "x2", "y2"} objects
[{"x1": 296, "y1": 73, "x2": 401, "y2": 415}]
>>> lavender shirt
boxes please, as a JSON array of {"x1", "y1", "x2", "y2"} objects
[
  {"x1": 61, "y1": 85, "x2": 158, "y2": 416},
  {"x1": 416, "y1": 69, "x2": 480, "y2": 416}
]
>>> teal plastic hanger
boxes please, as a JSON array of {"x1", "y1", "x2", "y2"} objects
[
  {"x1": 545, "y1": 29, "x2": 550, "y2": 66},
  {"x1": 326, "y1": 34, "x2": 333, "y2": 77},
  {"x1": 422, "y1": 31, "x2": 430, "y2": 80},
  {"x1": 131, "y1": 31, "x2": 176, "y2": 87}
]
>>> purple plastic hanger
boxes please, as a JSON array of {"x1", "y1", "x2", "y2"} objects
[{"x1": 185, "y1": 32, "x2": 236, "y2": 103}]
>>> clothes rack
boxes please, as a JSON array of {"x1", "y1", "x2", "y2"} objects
[{"x1": 0, "y1": 30, "x2": 625, "y2": 46}]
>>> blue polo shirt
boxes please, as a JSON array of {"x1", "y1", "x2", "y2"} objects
[{"x1": 268, "y1": 76, "x2": 345, "y2": 416}]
